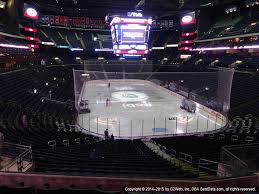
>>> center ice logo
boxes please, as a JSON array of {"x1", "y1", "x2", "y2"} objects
[
  {"x1": 112, "y1": 91, "x2": 148, "y2": 102},
  {"x1": 121, "y1": 93, "x2": 137, "y2": 98}
]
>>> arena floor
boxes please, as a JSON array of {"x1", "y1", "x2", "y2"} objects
[{"x1": 77, "y1": 80, "x2": 225, "y2": 138}]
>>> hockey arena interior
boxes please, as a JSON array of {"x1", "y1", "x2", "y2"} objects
[{"x1": 0, "y1": 0, "x2": 259, "y2": 193}]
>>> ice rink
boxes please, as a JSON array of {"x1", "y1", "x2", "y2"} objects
[{"x1": 77, "y1": 80, "x2": 226, "y2": 138}]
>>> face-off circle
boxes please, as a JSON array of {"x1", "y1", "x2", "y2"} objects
[{"x1": 112, "y1": 91, "x2": 148, "y2": 102}]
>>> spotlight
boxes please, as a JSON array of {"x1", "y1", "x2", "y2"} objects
[{"x1": 0, "y1": 1, "x2": 6, "y2": 9}]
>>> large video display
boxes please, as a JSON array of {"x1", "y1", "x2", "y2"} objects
[
  {"x1": 110, "y1": 13, "x2": 152, "y2": 56},
  {"x1": 121, "y1": 25, "x2": 146, "y2": 43}
]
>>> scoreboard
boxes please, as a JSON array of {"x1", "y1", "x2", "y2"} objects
[{"x1": 110, "y1": 12, "x2": 152, "y2": 56}]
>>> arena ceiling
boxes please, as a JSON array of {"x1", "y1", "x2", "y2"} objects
[{"x1": 30, "y1": 0, "x2": 241, "y2": 17}]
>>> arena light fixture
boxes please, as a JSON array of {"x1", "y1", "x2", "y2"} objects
[
  {"x1": 166, "y1": 44, "x2": 178, "y2": 48},
  {"x1": 95, "y1": 48, "x2": 113, "y2": 52},
  {"x1": 182, "y1": 32, "x2": 195, "y2": 37},
  {"x1": 23, "y1": 27, "x2": 38, "y2": 32},
  {"x1": 25, "y1": 36, "x2": 39, "y2": 41},
  {"x1": 0, "y1": 1, "x2": 6, "y2": 9},
  {"x1": 179, "y1": 47, "x2": 191, "y2": 50},
  {"x1": 57, "y1": 45, "x2": 69, "y2": 48},
  {"x1": 24, "y1": 7, "x2": 38, "y2": 20},
  {"x1": 152, "y1": 46, "x2": 165, "y2": 50},
  {"x1": 0, "y1": 43, "x2": 29, "y2": 49},
  {"x1": 225, "y1": 6, "x2": 237, "y2": 14},
  {"x1": 41, "y1": 41, "x2": 55, "y2": 46},
  {"x1": 27, "y1": 44, "x2": 39, "y2": 49},
  {"x1": 243, "y1": 45, "x2": 259, "y2": 49},
  {"x1": 181, "y1": 16, "x2": 192, "y2": 23},
  {"x1": 181, "y1": 40, "x2": 193, "y2": 44},
  {"x1": 192, "y1": 47, "x2": 230, "y2": 51},
  {"x1": 70, "y1": 48, "x2": 83, "y2": 51},
  {"x1": 180, "y1": 13, "x2": 196, "y2": 26}
]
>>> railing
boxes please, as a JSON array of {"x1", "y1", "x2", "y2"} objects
[
  {"x1": 220, "y1": 143, "x2": 259, "y2": 176},
  {"x1": 2, "y1": 142, "x2": 33, "y2": 172},
  {"x1": 143, "y1": 139, "x2": 176, "y2": 164},
  {"x1": 179, "y1": 152, "x2": 193, "y2": 164},
  {"x1": 198, "y1": 158, "x2": 233, "y2": 178},
  {"x1": 220, "y1": 145, "x2": 249, "y2": 177}
]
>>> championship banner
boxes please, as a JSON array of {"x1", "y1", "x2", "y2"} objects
[{"x1": 40, "y1": 15, "x2": 108, "y2": 28}]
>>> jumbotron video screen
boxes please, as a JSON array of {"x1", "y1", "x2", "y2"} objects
[{"x1": 110, "y1": 12, "x2": 152, "y2": 56}]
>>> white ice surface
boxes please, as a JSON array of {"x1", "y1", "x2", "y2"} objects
[{"x1": 77, "y1": 80, "x2": 224, "y2": 138}]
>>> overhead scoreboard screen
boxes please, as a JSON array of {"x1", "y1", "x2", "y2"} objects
[
  {"x1": 121, "y1": 25, "x2": 146, "y2": 43},
  {"x1": 110, "y1": 12, "x2": 152, "y2": 56}
]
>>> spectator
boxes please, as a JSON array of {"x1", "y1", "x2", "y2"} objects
[
  {"x1": 21, "y1": 114, "x2": 28, "y2": 128},
  {"x1": 89, "y1": 149, "x2": 97, "y2": 160},
  {"x1": 104, "y1": 129, "x2": 109, "y2": 140},
  {"x1": 0, "y1": 132, "x2": 4, "y2": 162},
  {"x1": 111, "y1": 134, "x2": 114, "y2": 142}
]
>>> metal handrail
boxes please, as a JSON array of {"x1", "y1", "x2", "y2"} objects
[
  {"x1": 2, "y1": 143, "x2": 32, "y2": 172},
  {"x1": 221, "y1": 146, "x2": 248, "y2": 168},
  {"x1": 198, "y1": 158, "x2": 233, "y2": 172},
  {"x1": 179, "y1": 152, "x2": 193, "y2": 164},
  {"x1": 4, "y1": 142, "x2": 32, "y2": 150},
  {"x1": 4, "y1": 149, "x2": 32, "y2": 172}
]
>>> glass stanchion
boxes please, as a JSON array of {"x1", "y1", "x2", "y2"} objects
[
  {"x1": 207, "y1": 115, "x2": 209, "y2": 132},
  {"x1": 196, "y1": 116, "x2": 199, "y2": 133},
  {"x1": 97, "y1": 116, "x2": 99, "y2": 134},
  {"x1": 88, "y1": 114, "x2": 91, "y2": 132},
  {"x1": 141, "y1": 120, "x2": 144, "y2": 137},
  {"x1": 164, "y1": 117, "x2": 167, "y2": 136},
  {"x1": 118, "y1": 118, "x2": 120, "y2": 138},
  {"x1": 153, "y1": 117, "x2": 155, "y2": 136},
  {"x1": 130, "y1": 120, "x2": 133, "y2": 139},
  {"x1": 175, "y1": 117, "x2": 178, "y2": 134},
  {"x1": 186, "y1": 116, "x2": 189, "y2": 134}
]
